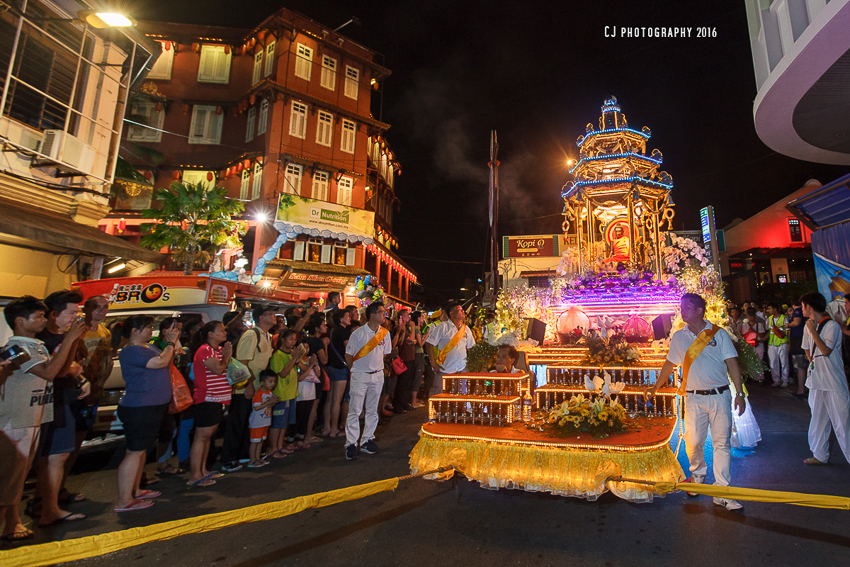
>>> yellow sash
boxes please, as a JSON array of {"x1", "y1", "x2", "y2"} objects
[
  {"x1": 353, "y1": 327, "x2": 389, "y2": 361},
  {"x1": 678, "y1": 324, "x2": 721, "y2": 395},
  {"x1": 436, "y1": 324, "x2": 467, "y2": 366}
]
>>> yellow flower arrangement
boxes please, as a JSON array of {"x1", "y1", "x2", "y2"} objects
[{"x1": 543, "y1": 393, "x2": 628, "y2": 437}]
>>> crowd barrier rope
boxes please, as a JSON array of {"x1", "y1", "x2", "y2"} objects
[{"x1": 0, "y1": 467, "x2": 451, "y2": 567}]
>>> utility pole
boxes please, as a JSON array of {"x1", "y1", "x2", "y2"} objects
[{"x1": 488, "y1": 130, "x2": 500, "y2": 307}]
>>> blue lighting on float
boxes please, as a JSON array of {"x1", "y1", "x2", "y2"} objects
[
  {"x1": 561, "y1": 176, "x2": 673, "y2": 198},
  {"x1": 577, "y1": 127, "x2": 651, "y2": 147},
  {"x1": 569, "y1": 152, "x2": 663, "y2": 174}
]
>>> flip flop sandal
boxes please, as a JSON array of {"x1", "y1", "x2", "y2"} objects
[
  {"x1": 186, "y1": 478, "x2": 216, "y2": 487},
  {"x1": 306, "y1": 437, "x2": 324, "y2": 443},
  {"x1": 58, "y1": 491, "x2": 86, "y2": 504},
  {"x1": 39, "y1": 512, "x2": 86, "y2": 527},
  {"x1": 804, "y1": 457, "x2": 828, "y2": 465},
  {"x1": 2, "y1": 528, "x2": 34, "y2": 541},
  {"x1": 135, "y1": 490, "x2": 162, "y2": 500},
  {"x1": 156, "y1": 466, "x2": 181, "y2": 476},
  {"x1": 247, "y1": 460, "x2": 269, "y2": 468},
  {"x1": 272, "y1": 449, "x2": 291, "y2": 459},
  {"x1": 114, "y1": 500, "x2": 155, "y2": 512}
]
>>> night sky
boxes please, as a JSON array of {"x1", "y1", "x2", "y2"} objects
[{"x1": 136, "y1": 0, "x2": 848, "y2": 303}]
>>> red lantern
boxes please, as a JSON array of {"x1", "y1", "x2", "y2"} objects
[
  {"x1": 224, "y1": 45, "x2": 230, "y2": 55},
  {"x1": 143, "y1": 170, "x2": 152, "y2": 181},
  {"x1": 224, "y1": 167, "x2": 231, "y2": 178},
  {"x1": 172, "y1": 170, "x2": 180, "y2": 180},
  {"x1": 249, "y1": 38, "x2": 256, "y2": 49},
  {"x1": 118, "y1": 218, "x2": 126, "y2": 232},
  {"x1": 258, "y1": 31, "x2": 266, "y2": 42},
  {"x1": 243, "y1": 159, "x2": 251, "y2": 170},
  {"x1": 183, "y1": 104, "x2": 190, "y2": 115},
  {"x1": 181, "y1": 220, "x2": 188, "y2": 231},
  {"x1": 241, "y1": 44, "x2": 247, "y2": 56},
  {"x1": 191, "y1": 43, "x2": 199, "y2": 52},
  {"x1": 154, "y1": 102, "x2": 162, "y2": 113},
  {"x1": 215, "y1": 106, "x2": 223, "y2": 115},
  {"x1": 249, "y1": 94, "x2": 256, "y2": 106},
  {"x1": 162, "y1": 41, "x2": 170, "y2": 51},
  {"x1": 236, "y1": 163, "x2": 243, "y2": 173},
  {"x1": 206, "y1": 171, "x2": 214, "y2": 182}
]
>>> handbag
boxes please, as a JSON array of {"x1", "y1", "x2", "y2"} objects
[
  {"x1": 321, "y1": 368, "x2": 331, "y2": 392},
  {"x1": 226, "y1": 358, "x2": 251, "y2": 388},
  {"x1": 302, "y1": 367, "x2": 321, "y2": 384},
  {"x1": 168, "y1": 365, "x2": 193, "y2": 414},
  {"x1": 392, "y1": 356, "x2": 408, "y2": 375}
]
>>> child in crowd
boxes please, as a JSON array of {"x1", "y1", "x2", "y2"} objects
[
  {"x1": 268, "y1": 330, "x2": 304, "y2": 458},
  {"x1": 249, "y1": 370, "x2": 279, "y2": 468},
  {"x1": 489, "y1": 345, "x2": 520, "y2": 373}
]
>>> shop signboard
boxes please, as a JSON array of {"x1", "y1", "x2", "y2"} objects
[
  {"x1": 276, "y1": 195, "x2": 375, "y2": 238},
  {"x1": 72, "y1": 276, "x2": 239, "y2": 310},
  {"x1": 279, "y1": 268, "x2": 352, "y2": 290}
]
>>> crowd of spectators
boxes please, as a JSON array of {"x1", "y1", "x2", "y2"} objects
[{"x1": 0, "y1": 290, "x2": 440, "y2": 539}]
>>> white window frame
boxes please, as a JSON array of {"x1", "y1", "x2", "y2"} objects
[
  {"x1": 264, "y1": 39, "x2": 276, "y2": 77},
  {"x1": 289, "y1": 101, "x2": 307, "y2": 139},
  {"x1": 197, "y1": 45, "x2": 231, "y2": 84},
  {"x1": 344, "y1": 65, "x2": 359, "y2": 99},
  {"x1": 252, "y1": 49, "x2": 263, "y2": 85},
  {"x1": 252, "y1": 162, "x2": 263, "y2": 200},
  {"x1": 245, "y1": 106, "x2": 256, "y2": 142},
  {"x1": 257, "y1": 98, "x2": 269, "y2": 135},
  {"x1": 337, "y1": 176, "x2": 352, "y2": 206},
  {"x1": 188, "y1": 105, "x2": 223, "y2": 145},
  {"x1": 127, "y1": 101, "x2": 164, "y2": 142},
  {"x1": 182, "y1": 170, "x2": 214, "y2": 190},
  {"x1": 311, "y1": 170, "x2": 329, "y2": 201},
  {"x1": 283, "y1": 163, "x2": 303, "y2": 195},
  {"x1": 295, "y1": 43, "x2": 313, "y2": 81},
  {"x1": 240, "y1": 169, "x2": 251, "y2": 200},
  {"x1": 316, "y1": 110, "x2": 333, "y2": 147},
  {"x1": 320, "y1": 55, "x2": 336, "y2": 90},
  {"x1": 340, "y1": 119, "x2": 356, "y2": 154},
  {"x1": 147, "y1": 42, "x2": 174, "y2": 80}
]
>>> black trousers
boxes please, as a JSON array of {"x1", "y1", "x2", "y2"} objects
[
  {"x1": 393, "y1": 360, "x2": 416, "y2": 410},
  {"x1": 295, "y1": 399, "x2": 313, "y2": 438},
  {"x1": 220, "y1": 392, "x2": 251, "y2": 463}
]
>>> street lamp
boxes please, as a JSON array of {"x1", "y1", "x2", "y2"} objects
[{"x1": 78, "y1": 11, "x2": 136, "y2": 28}]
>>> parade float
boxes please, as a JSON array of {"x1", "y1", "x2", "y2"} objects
[{"x1": 410, "y1": 98, "x2": 730, "y2": 502}]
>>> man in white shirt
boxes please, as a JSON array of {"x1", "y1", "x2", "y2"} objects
[
  {"x1": 799, "y1": 292, "x2": 850, "y2": 465},
  {"x1": 426, "y1": 302, "x2": 476, "y2": 395},
  {"x1": 344, "y1": 302, "x2": 391, "y2": 460},
  {"x1": 646, "y1": 293, "x2": 746, "y2": 511}
]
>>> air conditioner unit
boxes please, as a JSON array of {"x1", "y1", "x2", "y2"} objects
[
  {"x1": 0, "y1": 117, "x2": 42, "y2": 152},
  {"x1": 41, "y1": 130, "x2": 97, "y2": 177}
]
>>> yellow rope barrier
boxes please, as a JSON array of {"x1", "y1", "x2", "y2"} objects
[
  {"x1": 1, "y1": 468, "x2": 450, "y2": 567},
  {"x1": 611, "y1": 477, "x2": 850, "y2": 510}
]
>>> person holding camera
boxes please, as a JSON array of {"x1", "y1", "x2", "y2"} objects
[
  {"x1": 0, "y1": 295, "x2": 85, "y2": 540},
  {"x1": 33, "y1": 290, "x2": 91, "y2": 527}
]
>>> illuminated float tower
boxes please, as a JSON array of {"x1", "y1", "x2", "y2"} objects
[{"x1": 562, "y1": 97, "x2": 675, "y2": 279}]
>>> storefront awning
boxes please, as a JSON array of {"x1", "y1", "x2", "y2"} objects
[
  {"x1": 786, "y1": 172, "x2": 850, "y2": 230},
  {"x1": 0, "y1": 199, "x2": 163, "y2": 263},
  {"x1": 264, "y1": 259, "x2": 368, "y2": 291}
]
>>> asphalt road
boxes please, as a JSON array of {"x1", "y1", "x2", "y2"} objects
[{"x1": 4, "y1": 383, "x2": 850, "y2": 567}]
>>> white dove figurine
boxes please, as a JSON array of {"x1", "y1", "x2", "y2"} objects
[
  {"x1": 602, "y1": 372, "x2": 626, "y2": 397},
  {"x1": 584, "y1": 373, "x2": 603, "y2": 393}
]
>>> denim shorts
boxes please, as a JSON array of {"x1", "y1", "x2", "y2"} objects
[{"x1": 271, "y1": 399, "x2": 296, "y2": 429}]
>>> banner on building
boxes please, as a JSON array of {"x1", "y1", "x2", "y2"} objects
[
  {"x1": 275, "y1": 195, "x2": 374, "y2": 239},
  {"x1": 813, "y1": 253, "x2": 850, "y2": 301}
]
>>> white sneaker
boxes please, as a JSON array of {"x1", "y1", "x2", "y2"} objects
[{"x1": 713, "y1": 497, "x2": 743, "y2": 511}]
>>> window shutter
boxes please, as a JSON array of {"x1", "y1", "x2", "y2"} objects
[
  {"x1": 257, "y1": 99, "x2": 269, "y2": 135},
  {"x1": 312, "y1": 171, "x2": 329, "y2": 201},
  {"x1": 253, "y1": 50, "x2": 263, "y2": 84},
  {"x1": 245, "y1": 107, "x2": 256, "y2": 142},
  {"x1": 344, "y1": 66, "x2": 359, "y2": 99},
  {"x1": 147, "y1": 42, "x2": 174, "y2": 80},
  {"x1": 337, "y1": 176, "x2": 352, "y2": 206},
  {"x1": 240, "y1": 169, "x2": 251, "y2": 199},
  {"x1": 293, "y1": 241, "x2": 305, "y2": 261},
  {"x1": 346, "y1": 247, "x2": 356, "y2": 266},
  {"x1": 295, "y1": 44, "x2": 312, "y2": 80},
  {"x1": 190, "y1": 106, "x2": 208, "y2": 141},
  {"x1": 252, "y1": 162, "x2": 263, "y2": 199},
  {"x1": 316, "y1": 111, "x2": 332, "y2": 146},
  {"x1": 321, "y1": 55, "x2": 336, "y2": 89},
  {"x1": 264, "y1": 40, "x2": 276, "y2": 77},
  {"x1": 198, "y1": 45, "x2": 231, "y2": 83},
  {"x1": 289, "y1": 102, "x2": 307, "y2": 139},
  {"x1": 320, "y1": 244, "x2": 332, "y2": 264},
  {"x1": 340, "y1": 119, "x2": 356, "y2": 154}
]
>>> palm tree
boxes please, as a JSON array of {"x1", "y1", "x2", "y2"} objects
[{"x1": 141, "y1": 181, "x2": 245, "y2": 274}]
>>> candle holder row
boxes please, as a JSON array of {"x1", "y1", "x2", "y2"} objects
[{"x1": 428, "y1": 394, "x2": 520, "y2": 426}]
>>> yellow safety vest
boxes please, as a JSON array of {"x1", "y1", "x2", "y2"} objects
[{"x1": 768, "y1": 314, "x2": 789, "y2": 346}]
